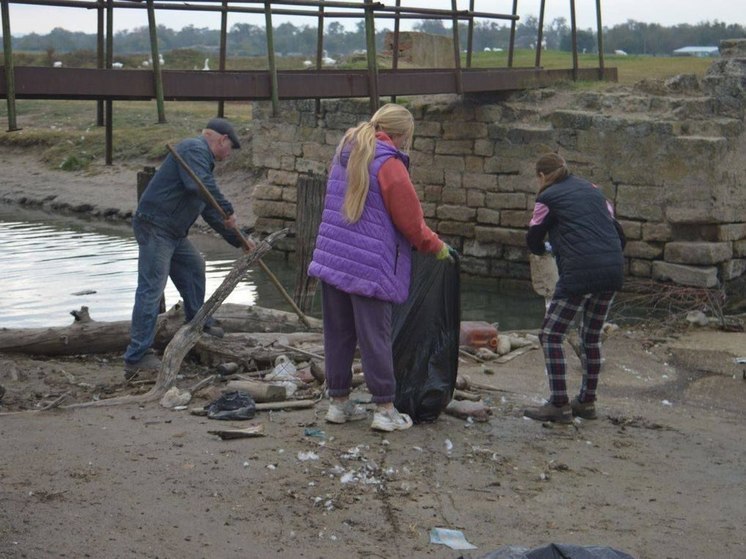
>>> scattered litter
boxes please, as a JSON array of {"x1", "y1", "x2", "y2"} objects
[
  {"x1": 661, "y1": 400, "x2": 673, "y2": 406},
  {"x1": 265, "y1": 355, "x2": 298, "y2": 381},
  {"x1": 304, "y1": 428, "x2": 326, "y2": 439},
  {"x1": 429, "y1": 527, "x2": 477, "y2": 550},
  {"x1": 444, "y1": 439, "x2": 453, "y2": 453},
  {"x1": 204, "y1": 391, "x2": 256, "y2": 420},
  {"x1": 160, "y1": 386, "x2": 191, "y2": 409},
  {"x1": 297, "y1": 451, "x2": 319, "y2": 461}
]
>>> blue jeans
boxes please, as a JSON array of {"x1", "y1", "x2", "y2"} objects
[{"x1": 124, "y1": 217, "x2": 207, "y2": 364}]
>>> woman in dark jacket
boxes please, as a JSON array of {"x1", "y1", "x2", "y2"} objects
[{"x1": 524, "y1": 153, "x2": 625, "y2": 423}]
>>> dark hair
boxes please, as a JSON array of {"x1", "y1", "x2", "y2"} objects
[{"x1": 535, "y1": 152, "x2": 569, "y2": 192}]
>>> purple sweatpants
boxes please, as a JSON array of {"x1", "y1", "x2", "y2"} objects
[{"x1": 320, "y1": 282, "x2": 396, "y2": 404}]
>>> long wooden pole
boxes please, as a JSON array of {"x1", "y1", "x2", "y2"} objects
[{"x1": 166, "y1": 144, "x2": 313, "y2": 329}]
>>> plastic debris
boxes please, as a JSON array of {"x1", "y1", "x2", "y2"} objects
[
  {"x1": 429, "y1": 527, "x2": 477, "y2": 550},
  {"x1": 159, "y1": 386, "x2": 191, "y2": 409},
  {"x1": 297, "y1": 451, "x2": 320, "y2": 461}
]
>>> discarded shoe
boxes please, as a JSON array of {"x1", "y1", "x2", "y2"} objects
[
  {"x1": 570, "y1": 396, "x2": 598, "y2": 419},
  {"x1": 523, "y1": 402, "x2": 572, "y2": 424},
  {"x1": 123, "y1": 351, "x2": 162, "y2": 381},
  {"x1": 325, "y1": 399, "x2": 369, "y2": 424},
  {"x1": 203, "y1": 324, "x2": 225, "y2": 338},
  {"x1": 371, "y1": 407, "x2": 413, "y2": 432}
]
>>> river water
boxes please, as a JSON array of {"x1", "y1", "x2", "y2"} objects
[{"x1": 0, "y1": 206, "x2": 545, "y2": 329}]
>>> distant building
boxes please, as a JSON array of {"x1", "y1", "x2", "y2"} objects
[{"x1": 672, "y1": 46, "x2": 719, "y2": 57}]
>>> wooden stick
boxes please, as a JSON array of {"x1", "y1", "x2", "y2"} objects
[
  {"x1": 275, "y1": 343, "x2": 324, "y2": 360},
  {"x1": 254, "y1": 399, "x2": 316, "y2": 410},
  {"x1": 166, "y1": 143, "x2": 312, "y2": 329},
  {"x1": 466, "y1": 380, "x2": 520, "y2": 395},
  {"x1": 453, "y1": 389, "x2": 481, "y2": 401},
  {"x1": 189, "y1": 374, "x2": 217, "y2": 394},
  {"x1": 495, "y1": 345, "x2": 536, "y2": 364}
]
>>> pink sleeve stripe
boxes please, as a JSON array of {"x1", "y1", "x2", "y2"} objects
[
  {"x1": 529, "y1": 202, "x2": 549, "y2": 226},
  {"x1": 606, "y1": 200, "x2": 615, "y2": 217}
]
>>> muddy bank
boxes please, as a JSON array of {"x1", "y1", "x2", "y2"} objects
[{"x1": 1, "y1": 147, "x2": 746, "y2": 559}]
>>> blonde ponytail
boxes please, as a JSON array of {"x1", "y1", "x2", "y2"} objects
[
  {"x1": 340, "y1": 103, "x2": 415, "y2": 223},
  {"x1": 341, "y1": 122, "x2": 377, "y2": 223}
]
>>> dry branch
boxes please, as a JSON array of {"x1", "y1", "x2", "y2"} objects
[{"x1": 65, "y1": 229, "x2": 287, "y2": 409}]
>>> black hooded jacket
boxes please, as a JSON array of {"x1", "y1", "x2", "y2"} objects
[{"x1": 526, "y1": 175, "x2": 625, "y2": 298}]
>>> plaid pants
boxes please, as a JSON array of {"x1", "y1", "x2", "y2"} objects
[{"x1": 539, "y1": 292, "x2": 615, "y2": 406}]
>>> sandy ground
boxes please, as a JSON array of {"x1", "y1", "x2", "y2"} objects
[{"x1": 1, "y1": 149, "x2": 746, "y2": 559}]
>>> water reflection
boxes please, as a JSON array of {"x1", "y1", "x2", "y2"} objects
[{"x1": 0, "y1": 206, "x2": 545, "y2": 329}]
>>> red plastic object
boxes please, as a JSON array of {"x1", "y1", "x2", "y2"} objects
[{"x1": 459, "y1": 321, "x2": 498, "y2": 349}]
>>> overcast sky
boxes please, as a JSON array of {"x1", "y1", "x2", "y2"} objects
[{"x1": 5, "y1": 0, "x2": 745, "y2": 36}]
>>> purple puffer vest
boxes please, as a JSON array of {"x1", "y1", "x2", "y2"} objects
[{"x1": 307, "y1": 140, "x2": 411, "y2": 304}]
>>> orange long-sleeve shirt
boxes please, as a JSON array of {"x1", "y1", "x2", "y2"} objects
[{"x1": 376, "y1": 132, "x2": 444, "y2": 255}]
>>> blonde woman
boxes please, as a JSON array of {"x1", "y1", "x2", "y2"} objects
[
  {"x1": 308, "y1": 104, "x2": 454, "y2": 432},
  {"x1": 524, "y1": 153, "x2": 625, "y2": 423}
]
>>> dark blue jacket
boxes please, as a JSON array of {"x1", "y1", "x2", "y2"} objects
[
  {"x1": 135, "y1": 136, "x2": 241, "y2": 246},
  {"x1": 526, "y1": 175, "x2": 625, "y2": 298}
]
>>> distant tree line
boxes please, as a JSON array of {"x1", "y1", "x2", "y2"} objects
[{"x1": 4, "y1": 18, "x2": 744, "y2": 57}]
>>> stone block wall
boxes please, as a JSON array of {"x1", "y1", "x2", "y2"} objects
[{"x1": 250, "y1": 40, "x2": 746, "y2": 288}]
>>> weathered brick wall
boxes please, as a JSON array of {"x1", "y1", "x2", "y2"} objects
[{"x1": 251, "y1": 40, "x2": 746, "y2": 288}]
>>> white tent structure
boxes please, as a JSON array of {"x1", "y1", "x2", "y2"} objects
[{"x1": 673, "y1": 46, "x2": 719, "y2": 57}]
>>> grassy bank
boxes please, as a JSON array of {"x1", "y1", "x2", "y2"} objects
[{"x1": 0, "y1": 99, "x2": 253, "y2": 172}]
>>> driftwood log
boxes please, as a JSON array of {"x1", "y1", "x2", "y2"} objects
[
  {"x1": 0, "y1": 302, "x2": 320, "y2": 357},
  {"x1": 66, "y1": 230, "x2": 288, "y2": 408}
]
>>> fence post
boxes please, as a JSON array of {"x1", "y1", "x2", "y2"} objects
[
  {"x1": 146, "y1": 0, "x2": 167, "y2": 123},
  {"x1": 450, "y1": 0, "x2": 463, "y2": 94},
  {"x1": 1, "y1": 0, "x2": 19, "y2": 132},
  {"x1": 294, "y1": 174, "x2": 327, "y2": 313},
  {"x1": 136, "y1": 166, "x2": 166, "y2": 313},
  {"x1": 364, "y1": 0, "x2": 379, "y2": 113},
  {"x1": 264, "y1": 1, "x2": 280, "y2": 116},
  {"x1": 595, "y1": 0, "x2": 606, "y2": 79},
  {"x1": 218, "y1": 0, "x2": 228, "y2": 117}
]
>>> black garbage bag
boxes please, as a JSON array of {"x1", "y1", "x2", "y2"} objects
[
  {"x1": 392, "y1": 250, "x2": 460, "y2": 423},
  {"x1": 463, "y1": 543, "x2": 636, "y2": 559},
  {"x1": 204, "y1": 391, "x2": 257, "y2": 420}
]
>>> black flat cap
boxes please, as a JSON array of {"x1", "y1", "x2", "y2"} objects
[{"x1": 206, "y1": 117, "x2": 241, "y2": 149}]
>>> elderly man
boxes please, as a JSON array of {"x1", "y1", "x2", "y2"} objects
[{"x1": 123, "y1": 117, "x2": 252, "y2": 380}]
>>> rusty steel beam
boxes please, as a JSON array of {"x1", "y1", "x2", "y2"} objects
[{"x1": 0, "y1": 66, "x2": 617, "y2": 101}]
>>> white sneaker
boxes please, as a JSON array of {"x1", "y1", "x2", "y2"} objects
[
  {"x1": 371, "y1": 408, "x2": 413, "y2": 432},
  {"x1": 325, "y1": 400, "x2": 369, "y2": 424}
]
